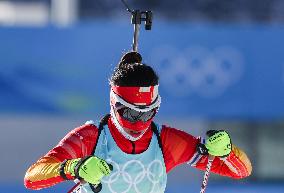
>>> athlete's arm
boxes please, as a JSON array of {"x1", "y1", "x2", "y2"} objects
[
  {"x1": 24, "y1": 124, "x2": 99, "y2": 190},
  {"x1": 160, "y1": 125, "x2": 252, "y2": 179}
]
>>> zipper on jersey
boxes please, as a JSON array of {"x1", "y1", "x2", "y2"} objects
[{"x1": 131, "y1": 141, "x2": 135, "y2": 154}]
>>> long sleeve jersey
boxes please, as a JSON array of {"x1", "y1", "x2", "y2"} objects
[{"x1": 24, "y1": 118, "x2": 252, "y2": 190}]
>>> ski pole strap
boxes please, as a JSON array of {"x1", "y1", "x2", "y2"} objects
[
  {"x1": 200, "y1": 155, "x2": 214, "y2": 193},
  {"x1": 59, "y1": 159, "x2": 71, "y2": 180},
  {"x1": 197, "y1": 143, "x2": 209, "y2": 155}
]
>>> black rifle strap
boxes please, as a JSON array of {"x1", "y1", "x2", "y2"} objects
[
  {"x1": 151, "y1": 122, "x2": 165, "y2": 160},
  {"x1": 91, "y1": 114, "x2": 111, "y2": 155}
]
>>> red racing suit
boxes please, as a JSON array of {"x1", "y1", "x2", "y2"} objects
[{"x1": 24, "y1": 117, "x2": 252, "y2": 190}]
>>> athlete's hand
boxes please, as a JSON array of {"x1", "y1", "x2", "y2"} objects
[
  {"x1": 197, "y1": 130, "x2": 232, "y2": 157},
  {"x1": 68, "y1": 156, "x2": 112, "y2": 185}
]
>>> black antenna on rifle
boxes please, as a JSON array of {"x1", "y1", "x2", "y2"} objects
[{"x1": 120, "y1": 0, "x2": 153, "y2": 52}]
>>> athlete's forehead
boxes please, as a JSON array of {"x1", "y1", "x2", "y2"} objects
[{"x1": 111, "y1": 85, "x2": 159, "y2": 106}]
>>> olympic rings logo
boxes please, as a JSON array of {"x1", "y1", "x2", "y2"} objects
[
  {"x1": 149, "y1": 45, "x2": 244, "y2": 98},
  {"x1": 101, "y1": 159, "x2": 165, "y2": 193}
]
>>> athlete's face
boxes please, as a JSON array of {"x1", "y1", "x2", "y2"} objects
[
  {"x1": 110, "y1": 85, "x2": 160, "y2": 140},
  {"x1": 114, "y1": 103, "x2": 156, "y2": 136}
]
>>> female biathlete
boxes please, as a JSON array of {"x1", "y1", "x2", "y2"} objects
[{"x1": 24, "y1": 52, "x2": 252, "y2": 193}]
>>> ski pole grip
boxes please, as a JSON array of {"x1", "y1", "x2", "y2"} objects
[
  {"x1": 90, "y1": 163, "x2": 113, "y2": 193},
  {"x1": 89, "y1": 183, "x2": 102, "y2": 193},
  {"x1": 89, "y1": 163, "x2": 113, "y2": 193},
  {"x1": 206, "y1": 130, "x2": 218, "y2": 137}
]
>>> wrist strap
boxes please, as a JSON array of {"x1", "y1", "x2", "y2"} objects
[
  {"x1": 89, "y1": 183, "x2": 102, "y2": 193},
  {"x1": 59, "y1": 159, "x2": 70, "y2": 180},
  {"x1": 197, "y1": 143, "x2": 208, "y2": 155},
  {"x1": 74, "y1": 155, "x2": 93, "y2": 180}
]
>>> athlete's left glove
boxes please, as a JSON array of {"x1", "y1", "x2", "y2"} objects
[{"x1": 197, "y1": 130, "x2": 232, "y2": 157}]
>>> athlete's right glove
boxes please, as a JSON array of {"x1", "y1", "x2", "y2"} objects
[
  {"x1": 66, "y1": 156, "x2": 112, "y2": 185},
  {"x1": 197, "y1": 130, "x2": 232, "y2": 157}
]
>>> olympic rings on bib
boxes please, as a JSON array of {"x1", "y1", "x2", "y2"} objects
[{"x1": 101, "y1": 159, "x2": 164, "y2": 193}]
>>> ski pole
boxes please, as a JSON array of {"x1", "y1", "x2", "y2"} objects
[
  {"x1": 68, "y1": 180, "x2": 102, "y2": 193},
  {"x1": 200, "y1": 155, "x2": 214, "y2": 193}
]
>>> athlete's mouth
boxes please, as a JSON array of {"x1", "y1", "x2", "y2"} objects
[
  {"x1": 130, "y1": 131, "x2": 140, "y2": 134},
  {"x1": 124, "y1": 128, "x2": 145, "y2": 137},
  {"x1": 129, "y1": 130, "x2": 143, "y2": 137}
]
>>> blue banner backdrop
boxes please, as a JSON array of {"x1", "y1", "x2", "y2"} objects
[{"x1": 0, "y1": 22, "x2": 284, "y2": 119}]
